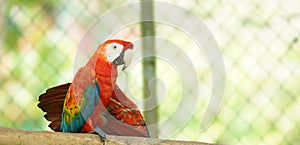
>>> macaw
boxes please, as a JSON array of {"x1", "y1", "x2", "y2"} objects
[{"x1": 38, "y1": 40, "x2": 149, "y2": 142}]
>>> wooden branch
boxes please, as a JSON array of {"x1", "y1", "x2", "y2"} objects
[{"x1": 0, "y1": 127, "x2": 214, "y2": 145}]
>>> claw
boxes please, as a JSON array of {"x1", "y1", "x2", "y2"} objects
[{"x1": 90, "y1": 126, "x2": 106, "y2": 145}]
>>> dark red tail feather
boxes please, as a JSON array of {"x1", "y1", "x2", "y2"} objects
[{"x1": 38, "y1": 83, "x2": 71, "y2": 131}]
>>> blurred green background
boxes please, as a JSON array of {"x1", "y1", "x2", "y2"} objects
[{"x1": 1, "y1": 0, "x2": 300, "y2": 145}]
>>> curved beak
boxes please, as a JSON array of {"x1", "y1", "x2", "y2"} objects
[
  {"x1": 112, "y1": 49, "x2": 133, "y2": 70},
  {"x1": 122, "y1": 49, "x2": 133, "y2": 70}
]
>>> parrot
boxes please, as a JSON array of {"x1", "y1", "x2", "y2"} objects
[{"x1": 37, "y1": 39, "x2": 150, "y2": 143}]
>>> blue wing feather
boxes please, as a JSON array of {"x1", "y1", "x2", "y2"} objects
[{"x1": 81, "y1": 83, "x2": 100, "y2": 120}]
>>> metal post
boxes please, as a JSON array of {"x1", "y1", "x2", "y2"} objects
[{"x1": 140, "y1": 0, "x2": 158, "y2": 138}]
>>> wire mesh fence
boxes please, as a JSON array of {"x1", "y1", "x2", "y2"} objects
[{"x1": 1, "y1": 0, "x2": 300, "y2": 145}]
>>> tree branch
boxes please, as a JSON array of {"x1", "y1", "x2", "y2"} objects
[{"x1": 0, "y1": 127, "x2": 215, "y2": 145}]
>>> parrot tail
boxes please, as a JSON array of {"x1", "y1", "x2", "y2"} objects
[{"x1": 38, "y1": 83, "x2": 71, "y2": 132}]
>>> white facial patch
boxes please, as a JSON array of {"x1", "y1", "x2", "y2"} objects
[{"x1": 105, "y1": 43, "x2": 123, "y2": 63}]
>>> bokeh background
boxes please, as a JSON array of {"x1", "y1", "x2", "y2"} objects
[{"x1": 1, "y1": 0, "x2": 300, "y2": 145}]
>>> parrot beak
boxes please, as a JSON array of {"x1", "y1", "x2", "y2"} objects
[
  {"x1": 112, "y1": 49, "x2": 133, "y2": 70},
  {"x1": 122, "y1": 49, "x2": 133, "y2": 70},
  {"x1": 112, "y1": 51, "x2": 125, "y2": 66}
]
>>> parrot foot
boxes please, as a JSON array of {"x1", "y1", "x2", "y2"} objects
[{"x1": 90, "y1": 126, "x2": 106, "y2": 145}]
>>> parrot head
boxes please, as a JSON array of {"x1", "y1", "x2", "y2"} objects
[{"x1": 101, "y1": 39, "x2": 134, "y2": 70}]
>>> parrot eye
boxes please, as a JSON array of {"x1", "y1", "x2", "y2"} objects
[{"x1": 113, "y1": 45, "x2": 117, "y2": 49}]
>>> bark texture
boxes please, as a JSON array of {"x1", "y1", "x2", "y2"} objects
[{"x1": 0, "y1": 127, "x2": 216, "y2": 145}]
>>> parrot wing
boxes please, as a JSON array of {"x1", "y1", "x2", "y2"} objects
[
  {"x1": 102, "y1": 111, "x2": 150, "y2": 137},
  {"x1": 60, "y1": 67, "x2": 100, "y2": 132},
  {"x1": 104, "y1": 86, "x2": 150, "y2": 137}
]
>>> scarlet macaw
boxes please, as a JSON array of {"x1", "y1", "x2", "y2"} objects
[{"x1": 38, "y1": 40, "x2": 149, "y2": 142}]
